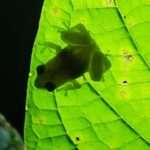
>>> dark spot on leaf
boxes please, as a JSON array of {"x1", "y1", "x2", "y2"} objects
[
  {"x1": 126, "y1": 54, "x2": 133, "y2": 61},
  {"x1": 123, "y1": 52, "x2": 134, "y2": 61}
]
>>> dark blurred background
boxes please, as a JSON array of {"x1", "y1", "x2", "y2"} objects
[{"x1": 0, "y1": 0, "x2": 43, "y2": 137}]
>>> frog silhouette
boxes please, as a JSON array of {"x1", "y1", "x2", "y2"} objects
[{"x1": 35, "y1": 24, "x2": 111, "y2": 91}]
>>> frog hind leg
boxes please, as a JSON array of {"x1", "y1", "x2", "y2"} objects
[
  {"x1": 88, "y1": 51, "x2": 111, "y2": 81},
  {"x1": 103, "y1": 54, "x2": 111, "y2": 72},
  {"x1": 44, "y1": 42, "x2": 62, "y2": 53}
]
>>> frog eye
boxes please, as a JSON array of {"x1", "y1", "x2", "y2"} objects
[
  {"x1": 45, "y1": 82, "x2": 56, "y2": 91},
  {"x1": 37, "y1": 65, "x2": 45, "y2": 75}
]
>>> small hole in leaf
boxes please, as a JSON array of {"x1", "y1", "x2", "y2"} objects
[
  {"x1": 124, "y1": 15, "x2": 126, "y2": 19},
  {"x1": 76, "y1": 136, "x2": 80, "y2": 141},
  {"x1": 122, "y1": 80, "x2": 128, "y2": 84}
]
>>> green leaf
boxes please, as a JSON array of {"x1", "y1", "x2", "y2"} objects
[{"x1": 24, "y1": 0, "x2": 150, "y2": 149}]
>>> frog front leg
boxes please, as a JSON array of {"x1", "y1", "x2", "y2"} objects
[
  {"x1": 56, "y1": 79, "x2": 82, "y2": 95},
  {"x1": 38, "y1": 41, "x2": 62, "y2": 53}
]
